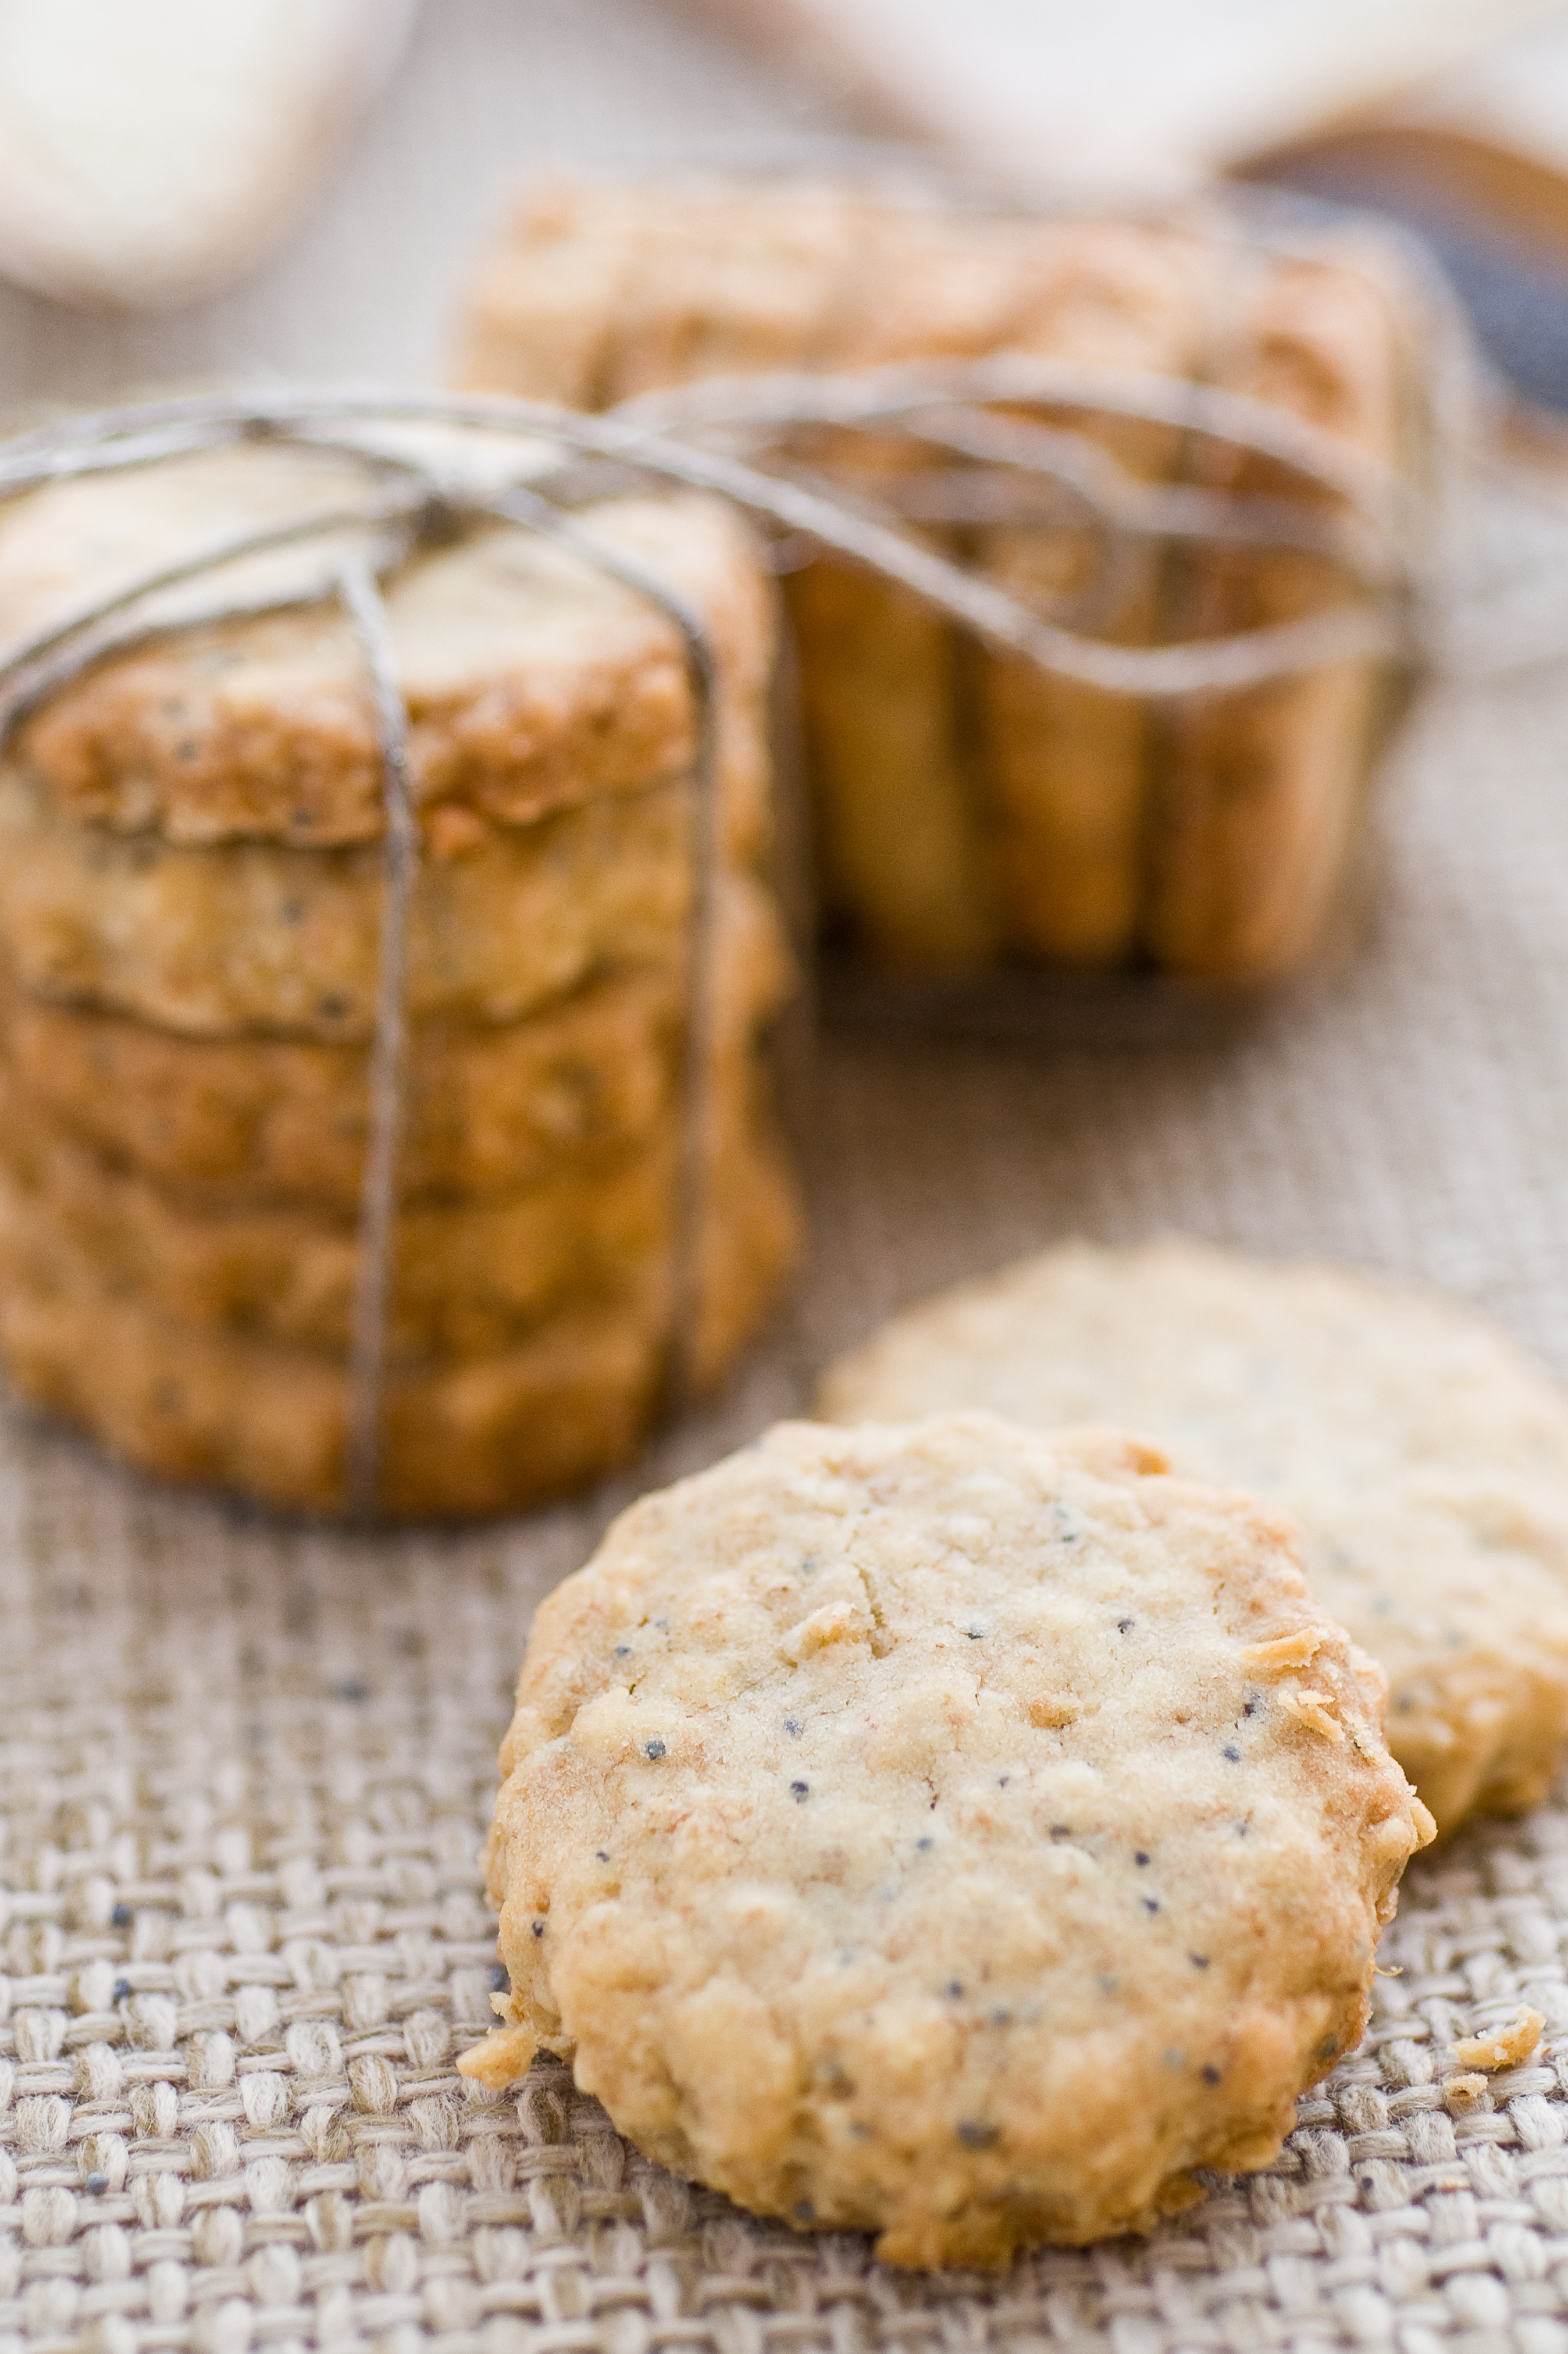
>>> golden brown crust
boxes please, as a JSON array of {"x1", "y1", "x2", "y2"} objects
[
  {"x1": 472, "y1": 1413, "x2": 1428, "y2": 2264},
  {"x1": 0, "y1": 764, "x2": 702, "y2": 1037},
  {"x1": 0, "y1": 1276, "x2": 653, "y2": 1521},
  {"x1": 0, "y1": 443, "x2": 801, "y2": 1518},
  {"x1": 784, "y1": 557, "x2": 995, "y2": 965},
  {"x1": 1148, "y1": 254, "x2": 1411, "y2": 980},
  {"x1": 604, "y1": 187, "x2": 874, "y2": 401},
  {"x1": 455, "y1": 181, "x2": 649, "y2": 406},
  {"x1": 0, "y1": 757, "x2": 788, "y2": 1045},
  {"x1": 457, "y1": 179, "x2": 874, "y2": 407},
  {"x1": 0, "y1": 968, "x2": 676, "y2": 1208},
  {"x1": 0, "y1": 868, "x2": 792, "y2": 1208},
  {"x1": 5, "y1": 477, "x2": 772, "y2": 855},
  {"x1": 455, "y1": 183, "x2": 1423, "y2": 984},
  {"x1": 458, "y1": 191, "x2": 1201, "y2": 973},
  {"x1": 797, "y1": 215, "x2": 1216, "y2": 971},
  {"x1": 976, "y1": 226, "x2": 1219, "y2": 964},
  {"x1": 0, "y1": 1116, "x2": 801, "y2": 1519},
  {"x1": 0, "y1": 1071, "x2": 791, "y2": 1363}
]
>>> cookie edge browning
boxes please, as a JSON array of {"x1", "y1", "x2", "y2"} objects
[
  {"x1": 0, "y1": 1117, "x2": 801, "y2": 1520},
  {"x1": 0, "y1": 1066, "x2": 795, "y2": 1365},
  {"x1": 454, "y1": 184, "x2": 1432, "y2": 987},
  {"x1": 8, "y1": 489, "x2": 773, "y2": 857},
  {"x1": 465, "y1": 1414, "x2": 1430, "y2": 2265},
  {"x1": 1146, "y1": 243, "x2": 1418, "y2": 981},
  {"x1": 0, "y1": 860, "x2": 794, "y2": 1206}
]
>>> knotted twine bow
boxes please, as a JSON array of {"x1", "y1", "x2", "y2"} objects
[{"x1": 0, "y1": 357, "x2": 1439, "y2": 1517}]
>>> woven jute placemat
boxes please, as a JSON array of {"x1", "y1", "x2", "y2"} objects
[{"x1": 9, "y1": 558, "x2": 1568, "y2": 2352}]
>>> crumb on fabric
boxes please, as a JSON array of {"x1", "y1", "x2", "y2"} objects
[
  {"x1": 1444, "y1": 2074, "x2": 1490, "y2": 2112},
  {"x1": 458, "y1": 2024, "x2": 534, "y2": 2090},
  {"x1": 1451, "y1": 2006, "x2": 1546, "y2": 2072}
]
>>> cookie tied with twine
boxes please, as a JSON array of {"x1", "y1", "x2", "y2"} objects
[
  {"x1": 458, "y1": 180, "x2": 1483, "y2": 982},
  {"x1": 0, "y1": 395, "x2": 797, "y2": 1520}
]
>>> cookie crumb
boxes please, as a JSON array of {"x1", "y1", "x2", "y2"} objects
[
  {"x1": 457, "y1": 2024, "x2": 534, "y2": 2090},
  {"x1": 1452, "y1": 2006, "x2": 1546, "y2": 2072},
  {"x1": 1279, "y1": 1686, "x2": 1345, "y2": 1744},
  {"x1": 1244, "y1": 1630, "x2": 1323, "y2": 1672},
  {"x1": 1444, "y1": 2073, "x2": 1490, "y2": 2112}
]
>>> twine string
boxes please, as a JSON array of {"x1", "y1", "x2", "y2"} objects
[
  {"x1": 836, "y1": 404, "x2": 1396, "y2": 577},
  {"x1": 622, "y1": 393, "x2": 1395, "y2": 582},
  {"x1": 607, "y1": 358, "x2": 1416, "y2": 533},
  {"x1": 486, "y1": 483, "x2": 722, "y2": 1416},
  {"x1": 0, "y1": 501, "x2": 419, "y2": 733},
  {"x1": 0, "y1": 371, "x2": 1464, "y2": 1515},
  {"x1": 570, "y1": 423, "x2": 1415, "y2": 691},
  {"x1": 335, "y1": 558, "x2": 419, "y2": 1522},
  {"x1": 767, "y1": 450, "x2": 1145, "y2": 635},
  {"x1": 0, "y1": 383, "x2": 1425, "y2": 687}
]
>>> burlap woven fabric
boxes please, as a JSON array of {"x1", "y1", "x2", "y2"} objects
[
  {"x1": 5, "y1": 5, "x2": 1568, "y2": 2338},
  {"x1": 2, "y1": 579, "x2": 1568, "y2": 2346}
]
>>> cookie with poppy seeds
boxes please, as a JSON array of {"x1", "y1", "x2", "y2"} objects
[
  {"x1": 0, "y1": 859, "x2": 790, "y2": 1206},
  {"x1": 461, "y1": 1412, "x2": 1430, "y2": 2265},
  {"x1": 458, "y1": 179, "x2": 1429, "y2": 982},
  {"x1": 0, "y1": 1048, "x2": 790, "y2": 1361},
  {"x1": 818, "y1": 1240, "x2": 1568, "y2": 1834},
  {"x1": 0, "y1": 456, "x2": 771, "y2": 855},
  {"x1": 0, "y1": 1138, "x2": 797, "y2": 1521},
  {"x1": 0, "y1": 441, "x2": 799, "y2": 1516},
  {"x1": 0, "y1": 763, "x2": 709, "y2": 1039}
]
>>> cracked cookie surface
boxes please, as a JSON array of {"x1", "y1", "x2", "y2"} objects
[
  {"x1": 819, "y1": 1240, "x2": 1568, "y2": 1833},
  {"x1": 469, "y1": 1413, "x2": 1428, "y2": 2266}
]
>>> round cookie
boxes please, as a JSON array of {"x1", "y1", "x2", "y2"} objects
[
  {"x1": 0, "y1": 1274, "x2": 655, "y2": 1520},
  {"x1": 0, "y1": 868, "x2": 793, "y2": 1209},
  {"x1": 0, "y1": 1053, "x2": 794, "y2": 1361},
  {"x1": 0, "y1": 962, "x2": 686, "y2": 1209},
  {"x1": 0, "y1": 457, "x2": 771, "y2": 856},
  {"x1": 0, "y1": 764, "x2": 700, "y2": 1038},
  {"x1": 818, "y1": 1240, "x2": 1568, "y2": 1832},
  {"x1": 0, "y1": 1135, "x2": 799, "y2": 1521},
  {"x1": 462, "y1": 1414, "x2": 1429, "y2": 2266}
]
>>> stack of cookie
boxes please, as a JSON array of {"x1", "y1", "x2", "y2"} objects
[
  {"x1": 457, "y1": 179, "x2": 1431, "y2": 984},
  {"x1": 0, "y1": 439, "x2": 801, "y2": 1518}
]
